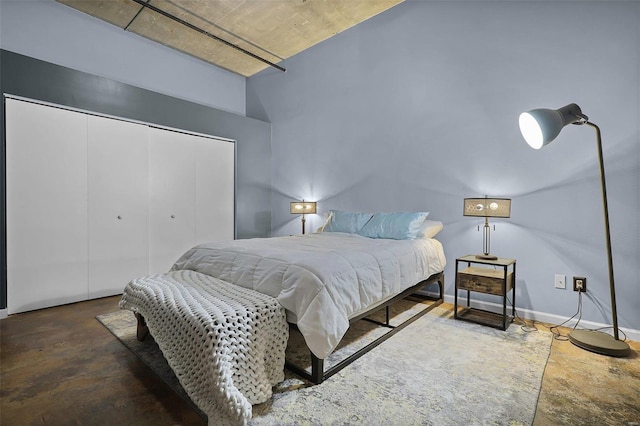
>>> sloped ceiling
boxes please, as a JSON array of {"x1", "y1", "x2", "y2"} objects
[{"x1": 56, "y1": 0, "x2": 404, "y2": 77}]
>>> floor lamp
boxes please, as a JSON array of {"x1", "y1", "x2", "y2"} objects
[{"x1": 519, "y1": 103, "x2": 630, "y2": 357}]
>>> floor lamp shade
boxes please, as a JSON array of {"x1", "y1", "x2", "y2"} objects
[
  {"x1": 519, "y1": 103, "x2": 630, "y2": 357},
  {"x1": 519, "y1": 103, "x2": 585, "y2": 149}
]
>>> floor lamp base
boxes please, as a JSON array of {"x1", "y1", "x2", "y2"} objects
[{"x1": 568, "y1": 329, "x2": 631, "y2": 358}]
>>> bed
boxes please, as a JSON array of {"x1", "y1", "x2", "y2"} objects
[
  {"x1": 164, "y1": 211, "x2": 447, "y2": 383},
  {"x1": 122, "y1": 211, "x2": 446, "y2": 423}
]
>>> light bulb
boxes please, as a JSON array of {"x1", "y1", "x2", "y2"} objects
[{"x1": 519, "y1": 112, "x2": 544, "y2": 149}]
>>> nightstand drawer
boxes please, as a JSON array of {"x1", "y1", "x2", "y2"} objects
[{"x1": 457, "y1": 267, "x2": 513, "y2": 295}]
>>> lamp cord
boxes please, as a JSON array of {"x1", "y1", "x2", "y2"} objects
[
  {"x1": 506, "y1": 294, "x2": 538, "y2": 333},
  {"x1": 540, "y1": 291, "x2": 628, "y2": 342},
  {"x1": 509, "y1": 291, "x2": 584, "y2": 340},
  {"x1": 493, "y1": 266, "x2": 627, "y2": 342},
  {"x1": 544, "y1": 292, "x2": 584, "y2": 341}
]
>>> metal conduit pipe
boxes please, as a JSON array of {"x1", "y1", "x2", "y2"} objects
[{"x1": 129, "y1": 0, "x2": 286, "y2": 73}]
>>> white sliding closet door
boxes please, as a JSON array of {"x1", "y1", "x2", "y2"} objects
[
  {"x1": 148, "y1": 128, "x2": 196, "y2": 274},
  {"x1": 6, "y1": 99, "x2": 89, "y2": 314},
  {"x1": 5, "y1": 97, "x2": 235, "y2": 314},
  {"x1": 195, "y1": 135, "x2": 235, "y2": 243},
  {"x1": 88, "y1": 116, "x2": 149, "y2": 298}
]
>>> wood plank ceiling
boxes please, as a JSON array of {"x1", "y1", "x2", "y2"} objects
[{"x1": 56, "y1": 0, "x2": 404, "y2": 77}]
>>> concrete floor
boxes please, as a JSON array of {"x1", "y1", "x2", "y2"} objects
[
  {"x1": 1, "y1": 296, "x2": 639, "y2": 425},
  {"x1": 1, "y1": 296, "x2": 205, "y2": 425}
]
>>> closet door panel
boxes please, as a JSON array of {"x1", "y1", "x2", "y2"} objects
[
  {"x1": 148, "y1": 128, "x2": 196, "y2": 273},
  {"x1": 195, "y1": 137, "x2": 235, "y2": 243},
  {"x1": 6, "y1": 99, "x2": 89, "y2": 314},
  {"x1": 88, "y1": 116, "x2": 149, "y2": 298}
]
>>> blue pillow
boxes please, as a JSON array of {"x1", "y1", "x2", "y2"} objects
[
  {"x1": 323, "y1": 210, "x2": 374, "y2": 234},
  {"x1": 357, "y1": 212, "x2": 430, "y2": 240}
]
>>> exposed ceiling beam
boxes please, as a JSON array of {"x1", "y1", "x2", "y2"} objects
[{"x1": 129, "y1": 0, "x2": 286, "y2": 73}]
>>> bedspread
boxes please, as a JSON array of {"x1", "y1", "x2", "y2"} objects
[
  {"x1": 171, "y1": 232, "x2": 446, "y2": 359},
  {"x1": 119, "y1": 270, "x2": 288, "y2": 426}
]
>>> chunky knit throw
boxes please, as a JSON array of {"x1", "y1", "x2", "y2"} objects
[{"x1": 119, "y1": 270, "x2": 288, "y2": 425}]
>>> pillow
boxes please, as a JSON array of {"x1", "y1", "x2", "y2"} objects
[
  {"x1": 323, "y1": 210, "x2": 374, "y2": 234},
  {"x1": 357, "y1": 212, "x2": 429, "y2": 240},
  {"x1": 417, "y1": 220, "x2": 444, "y2": 239},
  {"x1": 316, "y1": 211, "x2": 333, "y2": 232}
]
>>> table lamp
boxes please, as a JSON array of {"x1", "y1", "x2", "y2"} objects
[
  {"x1": 290, "y1": 200, "x2": 316, "y2": 234},
  {"x1": 463, "y1": 197, "x2": 511, "y2": 260}
]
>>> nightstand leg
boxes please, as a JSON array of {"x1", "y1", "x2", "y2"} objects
[
  {"x1": 502, "y1": 266, "x2": 507, "y2": 330},
  {"x1": 512, "y1": 262, "x2": 516, "y2": 317},
  {"x1": 454, "y1": 260, "x2": 459, "y2": 318},
  {"x1": 466, "y1": 261, "x2": 471, "y2": 307}
]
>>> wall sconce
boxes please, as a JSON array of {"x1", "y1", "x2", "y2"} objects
[
  {"x1": 519, "y1": 103, "x2": 630, "y2": 357},
  {"x1": 463, "y1": 197, "x2": 511, "y2": 260},
  {"x1": 290, "y1": 200, "x2": 317, "y2": 234}
]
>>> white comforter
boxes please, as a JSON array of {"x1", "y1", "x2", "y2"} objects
[{"x1": 171, "y1": 232, "x2": 446, "y2": 359}]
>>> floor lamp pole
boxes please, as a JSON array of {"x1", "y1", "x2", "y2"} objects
[
  {"x1": 568, "y1": 122, "x2": 630, "y2": 357},
  {"x1": 590, "y1": 122, "x2": 619, "y2": 340}
]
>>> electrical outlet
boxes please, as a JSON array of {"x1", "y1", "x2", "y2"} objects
[
  {"x1": 573, "y1": 276, "x2": 587, "y2": 292},
  {"x1": 554, "y1": 274, "x2": 566, "y2": 289}
]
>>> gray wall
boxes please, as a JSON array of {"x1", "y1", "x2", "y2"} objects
[
  {"x1": 247, "y1": 1, "x2": 640, "y2": 331},
  {"x1": 0, "y1": 0, "x2": 246, "y2": 116},
  {"x1": 0, "y1": 50, "x2": 272, "y2": 310}
]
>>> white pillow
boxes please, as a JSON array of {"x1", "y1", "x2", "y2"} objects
[
  {"x1": 317, "y1": 211, "x2": 333, "y2": 232},
  {"x1": 417, "y1": 220, "x2": 444, "y2": 238}
]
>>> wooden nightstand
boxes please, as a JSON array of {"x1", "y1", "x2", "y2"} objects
[{"x1": 454, "y1": 255, "x2": 516, "y2": 330}]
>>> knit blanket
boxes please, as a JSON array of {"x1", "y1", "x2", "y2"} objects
[{"x1": 119, "y1": 270, "x2": 288, "y2": 425}]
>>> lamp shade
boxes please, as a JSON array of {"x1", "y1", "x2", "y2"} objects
[
  {"x1": 290, "y1": 201, "x2": 317, "y2": 214},
  {"x1": 464, "y1": 198, "x2": 511, "y2": 218},
  {"x1": 519, "y1": 103, "x2": 586, "y2": 149}
]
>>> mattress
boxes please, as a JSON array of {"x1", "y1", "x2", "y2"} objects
[{"x1": 171, "y1": 232, "x2": 446, "y2": 359}]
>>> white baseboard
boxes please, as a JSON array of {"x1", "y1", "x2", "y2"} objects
[
  {"x1": 0, "y1": 309, "x2": 8, "y2": 320},
  {"x1": 422, "y1": 291, "x2": 640, "y2": 343}
]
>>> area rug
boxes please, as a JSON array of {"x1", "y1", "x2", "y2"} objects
[{"x1": 98, "y1": 301, "x2": 552, "y2": 425}]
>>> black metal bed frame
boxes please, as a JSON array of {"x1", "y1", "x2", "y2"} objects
[{"x1": 285, "y1": 271, "x2": 444, "y2": 384}]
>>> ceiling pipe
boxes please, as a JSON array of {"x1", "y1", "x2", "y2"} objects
[{"x1": 129, "y1": 0, "x2": 286, "y2": 73}]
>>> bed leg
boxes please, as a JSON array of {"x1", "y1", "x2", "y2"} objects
[
  {"x1": 135, "y1": 312, "x2": 149, "y2": 341},
  {"x1": 311, "y1": 354, "x2": 324, "y2": 384}
]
